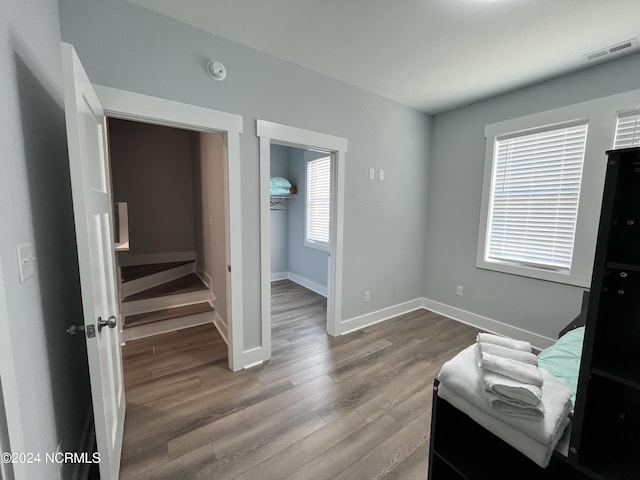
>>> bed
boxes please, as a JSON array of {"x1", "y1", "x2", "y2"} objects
[{"x1": 428, "y1": 292, "x2": 598, "y2": 479}]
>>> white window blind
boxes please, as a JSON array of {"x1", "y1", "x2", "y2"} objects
[
  {"x1": 487, "y1": 123, "x2": 588, "y2": 270},
  {"x1": 306, "y1": 156, "x2": 331, "y2": 247},
  {"x1": 614, "y1": 111, "x2": 640, "y2": 148}
]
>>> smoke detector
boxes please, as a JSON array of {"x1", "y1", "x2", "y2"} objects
[
  {"x1": 582, "y1": 38, "x2": 639, "y2": 63},
  {"x1": 207, "y1": 60, "x2": 227, "y2": 81}
]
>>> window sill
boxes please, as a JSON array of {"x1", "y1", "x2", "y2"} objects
[
  {"x1": 476, "y1": 258, "x2": 591, "y2": 288},
  {"x1": 304, "y1": 240, "x2": 329, "y2": 252}
]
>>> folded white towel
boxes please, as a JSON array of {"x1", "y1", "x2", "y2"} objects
[
  {"x1": 477, "y1": 342, "x2": 538, "y2": 366},
  {"x1": 437, "y1": 345, "x2": 573, "y2": 467},
  {"x1": 488, "y1": 396, "x2": 544, "y2": 420},
  {"x1": 477, "y1": 332, "x2": 532, "y2": 352},
  {"x1": 478, "y1": 351, "x2": 544, "y2": 387},
  {"x1": 482, "y1": 370, "x2": 543, "y2": 408}
]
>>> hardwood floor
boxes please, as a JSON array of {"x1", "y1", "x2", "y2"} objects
[{"x1": 119, "y1": 281, "x2": 480, "y2": 479}]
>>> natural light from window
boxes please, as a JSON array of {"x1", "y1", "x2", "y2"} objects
[
  {"x1": 486, "y1": 122, "x2": 588, "y2": 271},
  {"x1": 305, "y1": 156, "x2": 331, "y2": 249}
]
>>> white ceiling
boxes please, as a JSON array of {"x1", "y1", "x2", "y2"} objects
[{"x1": 125, "y1": 0, "x2": 640, "y2": 114}]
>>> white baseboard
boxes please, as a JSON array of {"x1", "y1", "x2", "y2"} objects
[
  {"x1": 197, "y1": 271, "x2": 217, "y2": 303},
  {"x1": 241, "y1": 346, "x2": 269, "y2": 369},
  {"x1": 117, "y1": 251, "x2": 195, "y2": 267},
  {"x1": 337, "y1": 296, "x2": 555, "y2": 350},
  {"x1": 213, "y1": 310, "x2": 229, "y2": 345},
  {"x1": 198, "y1": 271, "x2": 213, "y2": 289},
  {"x1": 286, "y1": 272, "x2": 327, "y2": 297},
  {"x1": 70, "y1": 406, "x2": 94, "y2": 480},
  {"x1": 271, "y1": 272, "x2": 288, "y2": 281},
  {"x1": 340, "y1": 298, "x2": 425, "y2": 335},
  {"x1": 421, "y1": 298, "x2": 555, "y2": 350}
]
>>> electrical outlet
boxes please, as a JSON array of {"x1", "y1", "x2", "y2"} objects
[
  {"x1": 364, "y1": 290, "x2": 371, "y2": 302},
  {"x1": 456, "y1": 285, "x2": 464, "y2": 296}
]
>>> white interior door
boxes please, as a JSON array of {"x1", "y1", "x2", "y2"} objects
[{"x1": 61, "y1": 43, "x2": 125, "y2": 479}]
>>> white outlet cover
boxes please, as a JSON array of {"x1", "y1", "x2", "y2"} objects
[{"x1": 379, "y1": 169, "x2": 385, "y2": 181}]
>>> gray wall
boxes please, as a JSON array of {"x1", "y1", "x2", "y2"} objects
[
  {"x1": 59, "y1": 0, "x2": 432, "y2": 349},
  {"x1": 109, "y1": 118, "x2": 196, "y2": 259},
  {"x1": 425, "y1": 52, "x2": 640, "y2": 340},
  {"x1": 287, "y1": 147, "x2": 329, "y2": 289},
  {"x1": 270, "y1": 145, "x2": 290, "y2": 276},
  {"x1": 0, "y1": 0, "x2": 91, "y2": 477}
]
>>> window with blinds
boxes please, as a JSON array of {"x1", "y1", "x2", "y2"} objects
[
  {"x1": 305, "y1": 156, "x2": 331, "y2": 249},
  {"x1": 486, "y1": 122, "x2": 588, "y2": 270},
  {"x1": 614, "y1": 111, "x2": 640, "y2": 148}
]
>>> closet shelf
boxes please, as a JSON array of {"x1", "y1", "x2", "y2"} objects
[{"x1": 270, "y1": 194, "x2": 296, "y2": 199}]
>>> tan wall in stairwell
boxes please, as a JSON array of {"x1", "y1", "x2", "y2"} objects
[
  {"x1": 109, "y1": 118, "x2": 196, "y2": 257},
  {"x1": 194, "y1": 132, "x2": 228, "y2": 327}
]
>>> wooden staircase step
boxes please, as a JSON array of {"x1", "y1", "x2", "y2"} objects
[
  {"x1": 124, "y1": 273, "x2": 207, "y2": 302},
  {"x1": 121, "y1": 261, "x2": 194, "y2": 283},
  {"x1": 125, "y1": 302, "x2": 213, "y2": 329}
]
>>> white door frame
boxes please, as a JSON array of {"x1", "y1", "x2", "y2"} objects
[
  {"x1": 94, "y1": 85, "x2": 245, "y2": 371},
  {"x1": 257, "y1": 119, "x2": 347, "y2": 359}
]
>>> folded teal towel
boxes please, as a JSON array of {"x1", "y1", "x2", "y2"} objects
[{"x1": 270, "y1": 176, "x2": 291, "y2": 189}]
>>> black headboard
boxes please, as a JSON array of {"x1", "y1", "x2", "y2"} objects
[{"x1": 558, "y1": 290, "x2": 589, "y2": 338}]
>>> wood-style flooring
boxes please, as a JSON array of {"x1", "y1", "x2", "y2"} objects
[{"x1": 119, "y1": 280, "x2": 480, "y2": 479}]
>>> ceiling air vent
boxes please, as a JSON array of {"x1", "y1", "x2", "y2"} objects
[{"x1": 582, "y1": 38, "x2": 639, "y2": 62}]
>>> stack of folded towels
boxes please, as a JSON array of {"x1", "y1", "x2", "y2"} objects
[
  {"x1": 476, "y1": 332, "x2": 544, "y2": 420},
  {"x1": 437, "y1": 334, "x2": 574, "y2": 467}
]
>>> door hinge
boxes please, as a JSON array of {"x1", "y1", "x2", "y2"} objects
[{"x1": 228, "y1": 265, "x2": 231, "y2": 272}]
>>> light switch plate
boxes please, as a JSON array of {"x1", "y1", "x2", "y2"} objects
[
  {"x1": 17, "y1": 243, "x2": 36, "y2": 283},
  {"x1": 379, "y1": 169, "x2": 385, "y2": 181},
  {"x1": 368, "y1": 168, "x2": 375, "y2": 180}
]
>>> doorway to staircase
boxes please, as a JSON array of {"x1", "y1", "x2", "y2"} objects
[{"x1": 107, "y1": 118, "x2": 230, "y2": 349}]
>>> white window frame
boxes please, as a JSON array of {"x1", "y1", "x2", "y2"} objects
[
  {"x1": 477, "y1": 88, "x2": 640, "y2": 288},
  {"x1": 613, "y1": 109, "x2": 640, "y2": 149},
  {"x1": 304, "y1": 155, "x2": 331, "y2": 251}
]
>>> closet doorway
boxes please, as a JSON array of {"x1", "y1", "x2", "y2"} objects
[
  {"x1": 269, "y1": 145, "x2": 331, "y2": 348},
  {"x1": 258, "y1": 120, "x2": 348, "y2": 360}
]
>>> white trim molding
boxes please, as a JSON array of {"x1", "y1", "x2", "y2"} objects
[
  {"x1": 421, "y1": 298, "x2": 555, "y2": 350},
  {"x1": 340, "y1": 298, "x2": 425, "y2": 335},
  {"x1": 338, "y1": 295, "x2": 556, "y2": 351},
  {"x1": 94, "y1": 85, "x2": 245, "y2": 371},
  {"x1": 213, "y1": 311, "x2": 229, "y2": 345},
  {"x1": 257, "y1": 119, "x2": 348, "y2": 364},
  {"x1": 477, "y1": 87, "x2": 640, "y2": 288},
  {"x1": 286, "y1": 273, "x2": 327, "y2": 298}
]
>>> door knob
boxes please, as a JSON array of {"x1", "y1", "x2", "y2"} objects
[{"x1": 98, "y1": 315, "x2": 117, "y2": 332}]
